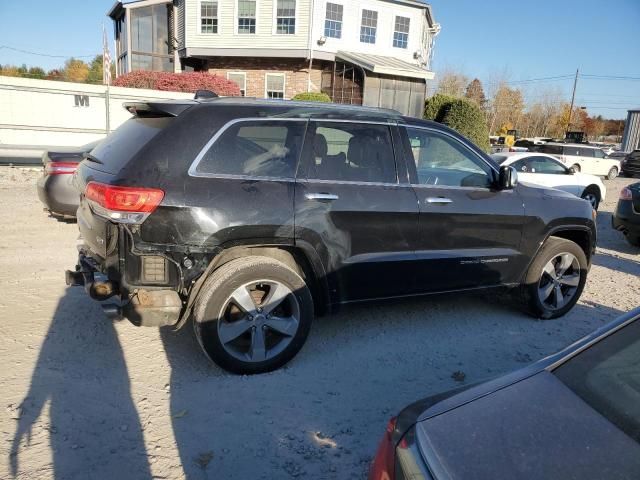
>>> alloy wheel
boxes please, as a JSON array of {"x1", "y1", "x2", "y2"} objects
[
  {"x1": 217, "y1": 280, "x2": 300, "y2": 362},
  {"x1": 537, "y1": 253, "x2": 581, "y2": 310}
]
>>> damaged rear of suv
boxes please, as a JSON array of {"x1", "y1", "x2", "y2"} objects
[{"x1": 68, "y1": 98, "x2": 597, "y2": 374}]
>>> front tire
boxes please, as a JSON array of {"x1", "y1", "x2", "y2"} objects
[
  {"x1": 607, "y1": 167, "x2": 618, "y2": 180},
  {"x1": 193, "y1": 256, "x2": 314, "y2": 374},
  {"x1": 520, "y1": 237, "x2": 588, "y2": 319}
]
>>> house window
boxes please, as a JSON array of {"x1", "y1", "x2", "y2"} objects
[
  {"x1": 276, "y1": 0, "x2": 296, "y2": 34},
  {"x1": 201, "y1": 1, "x2": 218, "y2": 34},
  {"x1": 265, "y1": 73, "x2": 285, "y2": 99},
  {"x1": 238, "y1": 0, "x2": 256, "y2": 34},
  {"x1": 393, "y1": 16, "x2": 410, "y2": 48},
  {"x1": 324, "y1": 3, "x2": 343, "y2": 39},
  {"x1": 359, "y1": 9, "x2": 378, "y2": 44},
  {"x1": 227, "y1": 72, "x2": 246, "y2": 96}
]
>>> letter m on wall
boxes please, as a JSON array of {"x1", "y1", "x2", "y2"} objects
[{"x1": 74, "y1": 95, "x2": 90, "y2": 107}]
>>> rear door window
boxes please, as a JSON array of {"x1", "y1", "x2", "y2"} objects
[
  {"x1": 88, "y1": 117, "x2": 173, "y2": 173},
  {"x1": 538, "y1": 144, "x2": 563, "y2": 156},
  {"x1": 194, "y1": 120, "x2": 306, "y2": 178},
  {"x1": 305, "y1": 122, "x2": 397, "y2": 183},
  {"x1": 579, "y1": 147, "x2": 595, "y2": 158}
]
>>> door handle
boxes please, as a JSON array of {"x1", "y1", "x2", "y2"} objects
[
  {"x1": 305, "y1": 193, "x2": 339, "y2": 201},
  {"x1": 426, "y1": 197, "x2": 453, "y2": 204}
]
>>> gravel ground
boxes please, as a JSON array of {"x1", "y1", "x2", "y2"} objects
[{"x1": 1, "y1": 166, "x2": 639, "y2": 480}]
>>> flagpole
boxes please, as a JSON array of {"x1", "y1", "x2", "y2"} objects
[{"x1": 103, "y1": 23, "x2": 111, "y2": 134}]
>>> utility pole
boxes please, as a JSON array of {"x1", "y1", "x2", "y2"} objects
[{"x1": 566, "y1": 68, "x2": 579, "y2": 138}]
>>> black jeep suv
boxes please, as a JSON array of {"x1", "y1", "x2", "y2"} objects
[{"x1": 67, "y1": 98, "x2": 597, "y2": 374}]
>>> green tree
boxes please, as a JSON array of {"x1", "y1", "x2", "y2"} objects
[
  {"x1": 28, "y1": 67, "x2": 46, "y2": 79},
  {"x1": 424, "y1": 93, "x2": 457, "y2": 121},
  {"x1": 86, "y1": 54, "x2": 115, "y2": 84},
  {"x1": 440, "y1": 99, "x2": 490, "y2": 152}
]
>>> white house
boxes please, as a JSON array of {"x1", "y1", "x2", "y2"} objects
[{"x1": 108, "y1": 0, "x2": 440, "y2": 116}]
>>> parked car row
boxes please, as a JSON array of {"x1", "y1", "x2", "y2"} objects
[{"x1": 63, "y1": 97, "x2": 596, "y2": 374}]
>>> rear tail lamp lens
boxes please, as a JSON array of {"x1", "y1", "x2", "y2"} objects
[
  {"x1": 85, "y1": 182, "x2": 164, "y2": 224},
  {"x1": 369, "y1": 416, "x2": 397, "y2": 480},
  {"x1": 620, "y1": 187, "x2": 633, "y2": 201},
  {"x1": 45, "y1": 161, "x2": 78, "y2": 175}
]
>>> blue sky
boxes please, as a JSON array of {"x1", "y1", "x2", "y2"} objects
[{"x1": 1, "y1": 0, "x2": 638, "y2": 118}]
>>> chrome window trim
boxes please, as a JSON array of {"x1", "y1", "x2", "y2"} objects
[
  {"x1": 400, "y1": 124, "x2": 499, "y2": 181},
  {"x1": 297, "y1": 178, "x2": 410, "y2": 188},
  {"x1": 188, "y1": 117, "x2": 308, "y2": 179}
]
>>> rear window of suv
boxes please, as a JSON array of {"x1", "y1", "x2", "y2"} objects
[
  {"x1": 193, "y1": 120, "x2": 306, "y2": 178},
  {"x1": 538, "y1": 144, "x2": 563, "y2": 156},
  {"x1": 88, "y1": 117, "x2": 173, "y2": 173}
]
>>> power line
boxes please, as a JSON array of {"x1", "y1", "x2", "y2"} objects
[
  {"x1": 0, "y1": 45, "x2": 96, "y2": 59},
  {"x1": 581, "y1": 74, "x2": 640, "y2": 81}
]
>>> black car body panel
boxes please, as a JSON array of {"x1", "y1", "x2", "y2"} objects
[
  {"x1": 622, "y1": 150, "x2": 640, "y2": 177},
  {"x1": 386, "y1": 307, "x2": 640, "y2": 480},
  {"x1": 70, "y1": 98, "x2": 596, "y2": 328},
  {"x1": 612, "y1": 182, "x2": 640, "y2": 237}
]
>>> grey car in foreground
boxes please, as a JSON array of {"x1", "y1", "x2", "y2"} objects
[
  {"x1": 36, "y1": 140, "x2": 101, "y2": 218},
  {"x1": 369, "y1": 306, "x2": 640, "y2": 480}
]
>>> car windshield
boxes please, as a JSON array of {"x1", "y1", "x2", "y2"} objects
[{"x1": 554, "y1": 319, "x2": 640, "y2": 443}]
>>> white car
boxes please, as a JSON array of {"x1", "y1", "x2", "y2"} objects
[
  {"x1": 491, "y1": 152, "x2": 607, "y2": 210},
  {"x1": 536, "y1": 142, "x2": 621, "y2": 180}
]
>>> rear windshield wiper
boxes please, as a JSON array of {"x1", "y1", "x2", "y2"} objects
[{"x1": 84, "y1": 153, "x2": 104, "y2": 164}]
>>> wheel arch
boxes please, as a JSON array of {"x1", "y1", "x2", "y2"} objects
[
  {"x1": 521, "y1": 226, "x2": 594, "y2": 283},
  {"x1": 175, "y1": 242, "x2": 330, "y2": 329}
]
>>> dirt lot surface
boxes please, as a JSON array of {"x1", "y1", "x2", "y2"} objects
[{"x1": 1, "y1": 166, "x2": 639, "y2": 479}]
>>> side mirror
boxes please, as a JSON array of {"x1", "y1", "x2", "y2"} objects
[{"x1": 498, "y1": 165, "x2": 518, "y2": 190}]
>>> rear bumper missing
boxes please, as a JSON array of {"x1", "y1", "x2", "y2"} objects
[{"x1": 66, "y1": 254, "x2": 182, "y2": 327}]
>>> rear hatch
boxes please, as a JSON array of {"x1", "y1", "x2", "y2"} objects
[
  {"x1": 625, "y1": 150, "x2": 640, "y2": 177},
  {"x1": 76, "y1": 104, "x2": 185, "y2": 259},
  {"x1": 630, "y1": 182, "x2": 640, "y2": 213}
]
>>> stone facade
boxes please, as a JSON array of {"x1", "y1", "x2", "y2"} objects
[{"x1": 206, "y1": 57, "x2": 326, "y2": 99}]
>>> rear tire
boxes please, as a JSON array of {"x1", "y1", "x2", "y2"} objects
[
  {"x1": 625, "y1": 234, "x2": 640, "y2": 247},
  {"x1": 607, "y1": 167, "x2": 618, "y2": 180},
  {"x1": 580, "y1": 187, "x2": 600, "y2": 210},
  {"x1": 571, "y1": 164, "x2": 581, "y2": 173},
  {"x1": 520, "y1": 237, "x2": 588, "y2": 319},
  {"x1": 193, "y1": 256, "x2": 314, "y2": 374}
]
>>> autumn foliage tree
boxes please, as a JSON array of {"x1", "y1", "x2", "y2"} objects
[
  {"x1": 464, "y1": 78, "x2": 487, "y2": 110},
  {"x1": 63, "y1": 58, "x2": 89, "y2": 83}
]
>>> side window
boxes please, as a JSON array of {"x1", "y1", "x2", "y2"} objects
[
  {"x1": 195, "y1": 120, "x2": 305, "y2": 178},
  {"x1": 404, "y1": 127, "x2": 493, "y2": 188},
  {"x1": 594, "y1": 149, "x2": 605, "y2": 159},
  {"x1": 579, "y1": 147, "x2": 595, "y2": 158},
  {"x1": 307, "y1": 122, "x2": 396, "y2": 183},
  {"x1": 527, "y1": 156, "x2": 566, "y2": 174},
  {"x1": 511, "y1": 159, "x2": 529, "y2": 172}
]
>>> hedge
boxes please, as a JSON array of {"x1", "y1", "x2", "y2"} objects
[
  {"x1": 439, "y1": 99, "x2": 490, "y2": 152},
  {"x1": 292, "y1": 92, "x2": 332, "y2": 102},
  {"x1": 113, "y1": 71, "x2": 241, "y2": 96},
  {"x1": 423, "y1": 94, "x2": 490, "y2": 152},
  {"x1": 423, "y1": 93, "x2": 457, "y2": 122}
]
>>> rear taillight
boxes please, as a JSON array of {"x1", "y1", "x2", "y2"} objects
[
  {"x1": 85, "y1": 181, "x2": 164, "y2": 224},
  {"x1": 369, "y1": 417, "x2": 397, "y2": 480},
  {"x1": 620, "y1": 187, "x2": 633, "y2": 201},
  {"x1": 45, "y1": 161, "x2": 78, "y2": 175}
]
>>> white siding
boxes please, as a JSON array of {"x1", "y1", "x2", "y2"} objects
[
  {"x1": 185, "y1": 0, "x2": 311, "y2": 50},
  {"x1": 311, "y1": 0, "x2": 430, "y2": 64}
]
